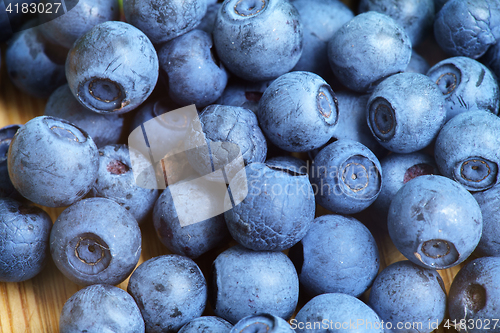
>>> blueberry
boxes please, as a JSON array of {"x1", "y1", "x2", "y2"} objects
[
  {"x1": 123, "y1": 0, "x2": 206, "y2": 45},
  {"x1": 265, "y1": 155, "x2": 308, "y2": 175},
  {"x1": 0, "y1": 0, "x2": 39, "y2": 41},
  {"x1": 0, "y1": 124, "x2": 22, "y2": 199},
  {"x1": 289, "y1": 214, "x2": 379, "y2": 298},
  {"x1": 368, "y1": 260, "x2": 447, "y2": 333},
  {"x1": 211, "y1": 245, "x2": 299, "y2": 324},
  {"x1": 215, "y1": 78, "x2": 272, "y2": 114},
  {"x1": 327, "y1": 11, "x2": 412, "y2": 92},
  {"x1": 367, "y1": 72, "x2": 446, "y2": 153},
  {"x1": 427, "y1": 56, "x2": 500, "y2": 121},
  {"x1": 128, "y1": 98, "x2": 177, "y2": 133},
  {"x1": 66, "y1": 21, "x2": 159, "y2": 114},
  {"x1": 359, "y1": 0, "x2": 435, "y2": 46},
  {"x1": 213, "y1": 0, "x2": 303, "y2": 82},
  {"x1": 127, "y1": 255, "x2": 207, "y2": 333},
  {"x1": 310, "y1": 139, "x2": 382, "y2": 214},
  {"x1": 0, "y1": 198, "x2": 52, "y2": 282},
  {"x1": 128, "y1": 104, "x2": 207, "y2": 190},
  {"x1": 406, "y1": 51, "x2": 431, "y2": 74},
  {"x1": 293, "y1": 293, "x2": 383, "y2": 333},
  {"x1": 38, "y1": 0, "x2": 119, "y2": 49},
  {"x1": 332, "y1": 91, "x2": 386, "y2": 157},
  {"x1": 257, "y1": 71, "x2": 339, "y2": 153},
  {"x1": 50, "y1": 197, "x2": 141, "y2": 286},
  {"x1": 472, "y1": 186, "x2": 500, "y2": 257},
  {"x1": 92, "y1": 144, "x2": 159, "y2": 225},
  {"x1": 434, "y1": 0, "x2": 500, "y2": 59},
  {"x1": 44, "y1": 84, "x2": 124, "y2": 147},
  {"x1": 186, "y1": 104, "x2": 267, "y2": 180},
  {"x1": 6, "y1": 23, "x2": 67, "y2": 98},
  {"x1": 230, "y1": 314, "x2": 294, "y2": 333},
  {"x1": 388, "y1": 175, "x2": 482, "y2": 269},
  {"x1": 448, "y1": 257, "x2": 500, "y2": 332},
  {"x1": 482, "y1": 41, "x2": 500, "y2": 80},
  {"x1": 153, "y1": 178, "x2": 229, "y2": 258},
  {"x1": 8, "y1": 116, "x2": 99, "y2": 207},
  {"x1": 59, "y1": 284, "x2": 145, "y2": 333},
  {"x1": 434, "y1": 0, "x2": 448, "y2": 12},
  {"x1": 196, "y1": 2, "x2": 222, "y2": 34},
  {"x1": 158, "y1": 29, "x2": 228, "y2": 108},
  {"x1": 369, "y1": 152, "x2": 438, "y2": 229},
  {"x1": 224, "y1": 162, "x2": 315, "y2": 251},
  {"x1": 434, "y1": 111, "x2": 500, "y2": 191},
  {"x1": 179, "y1": 316, "x2": 232, "y2": 333},
  {"x1": 290, "y1": 0, "x2": 353, "y2": 81}
]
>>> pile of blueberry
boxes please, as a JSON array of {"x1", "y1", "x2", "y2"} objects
[{"x1": 2, "y1": 0, "x2": 500, "y2": 332}]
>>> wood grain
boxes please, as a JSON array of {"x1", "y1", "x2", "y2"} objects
[{"x1": 0, "y1": 3, "x2": 460, "y2": 331}]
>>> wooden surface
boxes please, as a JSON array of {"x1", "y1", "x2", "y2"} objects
[{"x1": 0, "y1": 0, "x2": 463, "y2": 331}]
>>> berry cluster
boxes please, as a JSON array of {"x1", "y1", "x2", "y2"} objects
[{"x1": 1, "y1": 0, "x2": 500, "y2": 332}]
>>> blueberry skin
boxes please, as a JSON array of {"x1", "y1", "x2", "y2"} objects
[
  {"x1": 211, "y1": 245, "x2": 299, "y2": 324},
  {"x1": 0, "y1": 0, "x2": 39, "y2": 42},
  {"x1": 8, "y1": 116, "x2": 99, "y2": 207},
  {"x1": 310, "y1": 139, "x2": 382, "y2": 214},
  {"x1": 290, "y1": 0, "x2": 353, "y2": 81},
  {"x1": 92, "y1": 144, "x2": 159, "y2": 225},
  {"x1": 482, "y1": 41, "x2": 500, "y2": 80},
  {"x1": 179, "y1": 316, "x2": 232, "y2": 333},
  {"x1": 66, "y1": 21, "x2": 159, "y2": 114},
  {"x1": 293, "y1": 293, "x2": 383, "y2": 333},
  {"x1": 50, "y1": 197, "x2": 141, "y2": 286},
  {"x1": 0, "y1": 198, "x2": 52, "y2": 282},
  {"x1": 359, "y1": 0, "x2": 435, "y2": 46},
  {"x1": 388, "y1": 175, "x2": 482, "y2": 270},
  {"x1": 327, "y1": 12, "x2": 412, "y2": 93},
  {"x1": 332, "y1": 91, "x2": 386, "y2": 157},
  {"x1": 448, "y1": 257, "x2": 500, "y2": 332},
  {"x1": 473, "y1": 186, "x2": 500, "y2": 257},
  {"x1": 224, "y1": 162, "x2": 315, "y2": 251},
  {"x1": 153, "y1": 180, "x2": 229, "y2": 259},
  {"x1": 59, "y1": 284, "x2": 145, "y2": 333},
  {"x1": 39, "y1": 0, "x2": 119, "y2": 49},
  {"x1": 258, "y1": 71, "x2": 339, "y2": 152},
  {"x1": 434, "y1": 0, "x2": 500, "y2": 59},
  {"x1": 265, "y1": 155, "x2": 308, "y2": 175},
  {"x1": 128, "y1": 98, "x2": 179, "y2": 136},
  {"x1": 434, "y1": 111, "x2": 500, "y2": 191},
  {"x1": 289, "y1": 214, "x2": 379, "y2": 298},
  {"x1": 6, "y1": 25, "x2": 66, "y2": 98},
  {"x1": 196, "y1": 3, "x2": 222, "y2": 34},
  {"x1": 159, "y1": 29, "x2": 228, "y2": 108},
  {"x1": 188, "y1": 104, "x2": 267, "y2": 178},
  {"x1": 370, "y1": 152, "x2": 438, "y2": 229},
  {"x1": 230, "y1": 314, "x2": 294, "y2": 333},
  {"x1": 367, "y1": 72, "x2": 446, "y2": 153},
  {"x1": 216, "y1": 78, "x2": 272, "y2": 114},
  {"x1": 406, "y1": 51, "x2": 431, "y2": 74},
  {"x1": 427, "y1": 56, "x2": 500, "y2": 121},
  {"x1": 127, "y1": 255, "x2": 207, "y2": 333},
  {"x1": 44, "y1": 85, "x2": 124, "y2": 147},
  {"x1": 123, "y1": 0, "x2": 206, "y2": 45},
  {"x1": 213, "y1": 0, "x2": 303, "y2": 82},
  {"x1": 0, "y1": 124, "x2": 22, "y2": 199},
  {"x1": 368, "y1": 260, "x2": 447, "y2": 333},
  {"x1": 434, "y1": 0, "x2": 448, "y2": 12}
]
